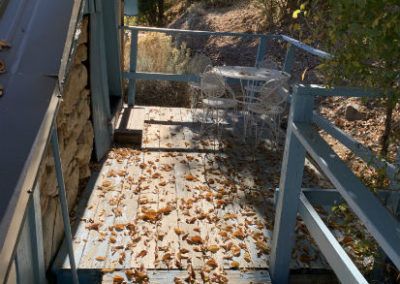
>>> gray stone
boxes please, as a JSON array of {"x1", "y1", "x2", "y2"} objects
[
  {"x1": 345, "y1": 104, "x2": 365, "y2": 121},
  {"x1": 73, "y1": 43, "x2": 87, "y2": 65}
]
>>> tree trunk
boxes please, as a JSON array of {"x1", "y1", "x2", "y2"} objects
[
  {"x1": 381, "y1": 97, "x2": 395, "y2": 157},
  {"x1": 157, "y1": 0, "x2": 164, "y2": 27}
]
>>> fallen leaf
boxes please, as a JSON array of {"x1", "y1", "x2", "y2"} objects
[
  {"x1": 185, "y1": 174, "x2": 197, "y2": 181},
  {"x1": 207, "y1": 245, "x2": 220, "y2": 253},
  {"x1": 0, "y1": 40, "x2": 11, "y2": 50},
  {"x1": 174, "y1": 227, "x2": 184, "y2": 236},
  {"x1": 187, "y1": 235, "x2": 203, "y2": 245},
  {"x1": 256, "y1": 240, "x2": 270, "y2": 254},
  {"x1": 0, "y1": 60, "x2": 5, "y2": 73},
  {"x1": 137, "y1": 250, "x2": 147, "y2": 258},
  {"x1": 230, "y1": 261, "x2": 240, "y2": 269},
  {"x1": 206, "y1": 258, "x2": 218, "y2": 269},
  {"x1": 95, "y1": 256, "x2": 106, "y2": 261},
  {"x1": 233, "y1": 228, "x2": 245, "y2": 240},
  {"x1": 244, "y1": 251, "x2": 251, "y2": 263},
  {"x1": 86, "y1": 223, "x2": 101, "y2": 230},
  {"x1": 113, "y1": 275, "x2": 124, "y2": 283}
]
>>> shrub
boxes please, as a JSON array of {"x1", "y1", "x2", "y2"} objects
[{"x1": 132, "y1": 32, "x2": 209, "y2": 107}]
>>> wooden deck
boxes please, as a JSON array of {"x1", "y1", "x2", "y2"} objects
[{"x1": 55, "y1": 107, "x2": 329, "y2": 283}]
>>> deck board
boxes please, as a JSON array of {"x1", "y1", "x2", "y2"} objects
[{"x1": 55, "y1": 106, "x2": 329, "y2": 282}]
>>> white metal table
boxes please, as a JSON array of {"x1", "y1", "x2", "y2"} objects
[
  {"x1": 212, "y1": 66, "x2": 290, "y2": 141},
  {"x1": 213, "y1": 65, "x2": 288, "y2": 82}
]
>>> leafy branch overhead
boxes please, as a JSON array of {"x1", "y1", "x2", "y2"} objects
[{"x1": 293, "y1": 1, "x2": 400, "y2": 157}]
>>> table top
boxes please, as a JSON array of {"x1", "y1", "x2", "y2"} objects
[{"x1": 213, "y1": 66, "x2": 289, "y2": 81}]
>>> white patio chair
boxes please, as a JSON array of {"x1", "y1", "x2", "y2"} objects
[
  {"x1": 244, "y1": 82, "x2": 289, "y2": 149},
  {"x1": 200, "y1": 68, "x2": 238, "y2": 140}
]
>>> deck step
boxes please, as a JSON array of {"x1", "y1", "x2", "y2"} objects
[
  {"x1": 102, "y1": 269, "x2": 271, "y2": 283},
  {"x1": 114, "y1": 106, "x2": 145, "y2": 146}
]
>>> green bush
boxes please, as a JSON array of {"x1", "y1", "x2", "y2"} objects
[{"x1": 293, "y1": 0, "x2": 400, "y2": 156}]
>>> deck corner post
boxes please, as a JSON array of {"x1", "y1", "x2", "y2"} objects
[
  {"x1": 27, "y1": 183, "x2": 46, "y2": 284},
  {"x1": 255, "y1": 35, "x2": 267, "y2": 67},
  {"x1": 50, "y1": 125, "x2": 80, "y2": 284},
  {"x1": 283, "y1": 43, "x2": 295, "y2": 75},
  {"x1": 128, "y1": 29, "x2": 138, "y2": 106},
  {"x1": 269, "y1": 85, "x2": 314, "y2": 284}
]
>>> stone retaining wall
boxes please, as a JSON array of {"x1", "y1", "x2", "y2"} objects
[{"x1": 37, "y1": 17, "x2": 93, "y2": 268}]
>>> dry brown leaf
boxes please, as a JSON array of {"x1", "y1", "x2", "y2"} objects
[
  {"x1": 132, "y1": 267, "x2": 149, "y2": 283},
  {"x1": 0, "y1": 40, "x2": 11, "y2": 50},
  {"x1": 231, "y1": 244, "x2": 241, "y2": 257},
  {"x1": 95, "y1": 256, "x2": 106, "y2": 261},
  {"x1": 187, "y1": 235, "x2": 203, "y2": 245},
  {"x1": 206, "y1": 258, "x2": 218, "y2": 269},
  {"x1": 223, "y1": 213, "x2": 237, "y2": 220},
  {"x1": 114, "y1": 224, "x2": 125, "y2": 231},
  {"x1": 137, "y1": 250, "x2": 147, "y2": 258},
  {"x1": 180, "y1": 248, "x2": 189, "y2": 254},
  {"x1": 230, "y1": 261, "x2": 240, "y2": 269},
  {"x1": 0, "y1": 60, "x2": 5, "y2": 74},
  {"x1": 256, "y1": 240, "x2": 270, "y2": 254},
  {"x1": 113, "y1": 275, "x2": 125, "y2": 283},
  {"x1": 207, "y1": 245, "x2": 220, "y2": 253},
  {"x1": 162, "y1": 253, "x2": 173, "y2": 263},
  {"x1": 185, "y1": 174, "x2": 197, "y2": 181},
  {"x1": 86, "y1": 223, "x2": 100, "y2": 230},
  {"x1": 233, "y1": 228, "x2": 245, "y2": 240},
  {"x1": 139, "y1": 209, "x2": 160, "y2": 223},
  {"x1": 244, "y1": 251, "x2": 251, "y2": 263},
  {"x1": 174, "y1": 227, "x2": 184, "y2": 236},
  {"x1": 158, "y1": 204, "x2": 173, "y2": 215}
]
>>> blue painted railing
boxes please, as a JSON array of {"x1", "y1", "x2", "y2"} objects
[
  {"x1": 121, "y1": 26, "x2": 400, "y2": 284},
  {"x1": 122, "y1": 26, "x2": 329, "y2": 106},
  {"x1": 271, "y1": 85, "x2": 400, "y2": 284}
]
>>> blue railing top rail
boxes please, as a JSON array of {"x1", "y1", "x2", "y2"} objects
[
  {"x1": 122, "y1": 25, "x2": 273, "y2": 38},
  {"x1": 122, "y1": 25, "x2": 332, "y2": 59},
  {"x1": 280, "y1": 35, "x2": 332, "y2": 59}
]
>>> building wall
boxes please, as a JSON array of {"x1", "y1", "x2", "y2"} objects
[{"x1": 37, "y1": 16, "x2": 94, "y2": 269}]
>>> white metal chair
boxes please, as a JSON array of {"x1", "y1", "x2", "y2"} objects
[
  {"x1": 200, "y1": 68, "x2": 238, "y2": 140},
  {"x1": 240, "y1": 77, "x2": 286, "y2": 139},
  {"x1": 244, "y1": 81, "x2": 289, "y2": 148}
]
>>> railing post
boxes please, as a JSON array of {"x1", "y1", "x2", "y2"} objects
[
  {"x1": 255, "y1": 35, "x2": 267, "y2": 67},
  {"x1": 50, "y1": 125, "x2": 80, "y2": 284},
  {"x1": 270, "y1": 86, "x2": 314, "y2": 284},
  {"x1": 128, "y1": 29, "x2": 138, "y2": 106},
  {"x1": 283, "y1": 43, "x2": 295, "y2": 74},
  {"x1": 27, "y1": 183, "x2": 46, "y2": 284}
]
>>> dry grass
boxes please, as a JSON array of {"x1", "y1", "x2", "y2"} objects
[{"x1": 124, "y1": 32, "x2": 212, "y2": 107}]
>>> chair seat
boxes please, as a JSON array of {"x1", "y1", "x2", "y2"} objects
[{"x1": 202, "y1": 97, "x2": 238, "y2": 109}]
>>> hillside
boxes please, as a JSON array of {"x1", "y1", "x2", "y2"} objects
[{"x1": 163, "y1": 0, "x2": 400, "y2": 165}]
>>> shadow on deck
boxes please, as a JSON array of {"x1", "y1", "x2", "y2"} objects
[{"x1": 54, "y1": 106, "x2": 337, "y2": 283}]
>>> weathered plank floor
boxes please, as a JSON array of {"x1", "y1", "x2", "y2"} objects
[{"x1": 55, "y1": 106, "x2": 328, "y2": 283}]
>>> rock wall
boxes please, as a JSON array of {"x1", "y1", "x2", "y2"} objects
[{"x1": 37, "y1": 16, "x2": 94, "y2": 269}]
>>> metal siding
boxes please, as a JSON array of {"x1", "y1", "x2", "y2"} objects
[
  {"x1": 101, "y1": 0, "x2": 123, "y2": 97},
  {"x1": 90, "y1": 0, "x2": 113, "y2": 160}
]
